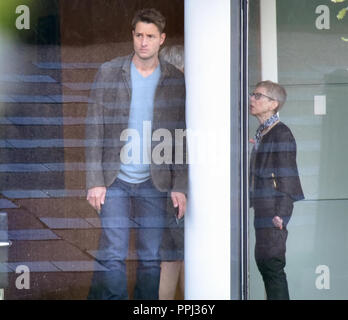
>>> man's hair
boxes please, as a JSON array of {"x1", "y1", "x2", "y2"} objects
[
  {"x1": 132, "y1": 8, "x2": 166, "y2": 33},
  {"x1": 256, "y1": 80, "x2": 287, "y2": 112},
  {"x1": 160, "y1": 45, "x2": 184, "y2": 72}
]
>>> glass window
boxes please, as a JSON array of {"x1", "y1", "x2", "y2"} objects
[
  {"x1": 0, "y1": 0, "x2": 185, "y2": 300},
  {"x1": 248, "y1": 0, "x2": 348, "y2": 299}
]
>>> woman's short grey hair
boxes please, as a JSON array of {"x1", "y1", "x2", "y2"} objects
[
  {"x1": 160, "y1": 45, "x2": 184, "y2": 72},
  {"x1": 256, "y1": 80, "x2": 287, "y2": 112}
]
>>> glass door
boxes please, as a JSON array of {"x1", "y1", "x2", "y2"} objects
[{"x1": 248, "y1": 0, "x2": 348, "y2": 299}]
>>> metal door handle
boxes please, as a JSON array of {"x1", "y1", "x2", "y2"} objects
[{"x1": 0, "y1": 241, "x2": 12, "y2": 247}]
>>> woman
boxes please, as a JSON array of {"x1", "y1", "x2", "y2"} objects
[{"x1": 249, "y1": 80, "x2": 304, "y2": 300}]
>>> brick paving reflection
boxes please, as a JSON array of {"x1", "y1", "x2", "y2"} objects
[{"x1": 0, "y1": 42, "x2": 137, "y2": 299}]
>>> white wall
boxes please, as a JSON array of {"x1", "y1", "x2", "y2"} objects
[
  {"x1": 260, "y1": 0, "x2": 278, "y2": 82},
  {"x1": 185, "y1": 0, "x2": 231, "y2": 299}
]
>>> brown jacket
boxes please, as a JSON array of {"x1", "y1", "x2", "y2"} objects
[{"x1": 85, "y1": 53, "x2": 187, "y2": 194}]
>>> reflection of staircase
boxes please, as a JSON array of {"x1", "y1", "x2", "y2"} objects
[
  {"x1": 0, "y1": 59, "x2": 99, "y2": 194},
  {"x1": 0, "y1": 43, "x2": 140, "y2": 299}
]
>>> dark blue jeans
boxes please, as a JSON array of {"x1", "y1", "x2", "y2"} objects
[{"x1": 88, "y1": 178, "x2": 167, "y2": 300}]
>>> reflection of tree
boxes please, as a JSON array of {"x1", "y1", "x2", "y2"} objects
[{"x1": 332, "y1": 0, "x2": 348, "y2": 41}]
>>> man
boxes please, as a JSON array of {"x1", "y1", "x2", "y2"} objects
[
  {"x1": 249, "y1": 81, "x2": 304, "y2": 299},
  {"x1": 85, "y1": 8, "x2": 187, "y2": 300}
]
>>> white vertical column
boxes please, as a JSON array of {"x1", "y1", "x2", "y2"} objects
[
  {"x1": 185, "y1": 0, "x2": 231, "y2": 299},
  {"x1": 260, "y1": 0, "x2": 278, "y2": 82}
]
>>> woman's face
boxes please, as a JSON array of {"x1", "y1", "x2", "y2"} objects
[{"x1": 249, "y1": 86, "x2": 278, "y2": 122}]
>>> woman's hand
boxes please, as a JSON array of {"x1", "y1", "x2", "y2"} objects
[{"x1": 272, "y1": 216, "x2": 283, "y2": 230}]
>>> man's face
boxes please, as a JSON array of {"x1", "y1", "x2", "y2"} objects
[{"x1": 132, "y1": 21, "x2": 166, "y2": 61}]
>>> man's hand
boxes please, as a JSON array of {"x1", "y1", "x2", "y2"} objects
[
  {"x1": 87, "y1": 186, "x2": 106, "y2": 214},
  {"x1": 272, "y1": 215, "x2": 283, "y2": 230},
  {"x1": 171, "y1": 192, "x2": 186, "y2": 220}
]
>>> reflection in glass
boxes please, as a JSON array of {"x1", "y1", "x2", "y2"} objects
[
  {"x1": 248, "y1": 0, "x2": 348, "y2": 300},
  {"x1": 249, "y1": 81, "x2": 304, "y2": 300}
]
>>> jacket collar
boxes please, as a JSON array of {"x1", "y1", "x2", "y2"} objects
[
  {"x1": 120, "y1": 53, "x2": 134, "y2": 76},
  {"x1": 121, "y1": 52, "x2": 170, "y2": 82}
]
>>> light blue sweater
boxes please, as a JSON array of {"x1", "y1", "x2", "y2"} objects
[{"x1": 117, "y1": 62, "x2": 161, "y2": 184}]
